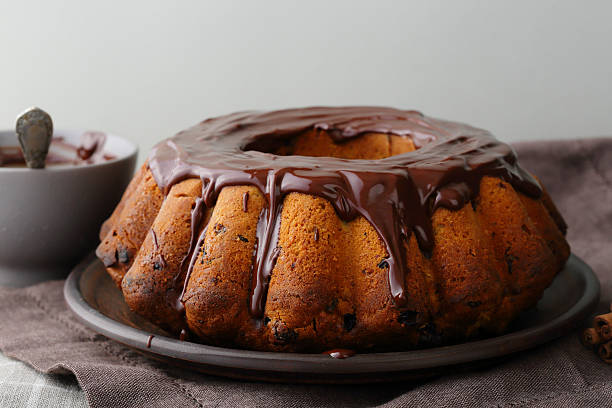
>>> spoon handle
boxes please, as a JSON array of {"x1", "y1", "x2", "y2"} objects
[{"x1": 16, "y1": 107, "x2": 53, "y2": 169}]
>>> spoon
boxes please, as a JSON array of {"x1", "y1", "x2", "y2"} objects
[{"x1": 15, "y1": 107, "x2": 53, "y2": 169}]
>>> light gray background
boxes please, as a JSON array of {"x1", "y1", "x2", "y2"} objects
[{"x1": 1, "y1": 0, "x2": 610, "y2": 161}]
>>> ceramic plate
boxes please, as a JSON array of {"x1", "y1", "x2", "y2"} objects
[{"x1": 64, "y1": 253, "x2": 599, "y2": 383}]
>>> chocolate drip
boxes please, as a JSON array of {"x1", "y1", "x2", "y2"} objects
[
  {"x1": 250, "y1": 196, "x2": 283, "y2": 317},
  {"x1": 146, "y1": 335, "x2": 154, "y2": 348},
  {"x1": 179, "y1": 328, "x2": 189, "y2": 341},
  {"x1": 242, "y1": 191, "x2": 249, "y2": 212},
  {"x1": 180, "y1": 224, "x2": 208, "y2": 307},
  {"x1": 149, "y1": 229, "x2": 167, "y2": 269},
  {"x1": 177, "y1": 196, "x2": 208, "y2": 309},
  {"x1": 147, "y1": 107, "x2": 541, "y2": 316},
  {"x1": 188, "y1": 198, "x2": 206, "y2": 258}
]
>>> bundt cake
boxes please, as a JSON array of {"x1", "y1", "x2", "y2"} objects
[{"x1": 96, "y1": 107, "x2": 570, "y2": 353}]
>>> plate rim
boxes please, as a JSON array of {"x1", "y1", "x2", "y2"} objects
[{"x1": 64, "y1": 252, "x2": 600, "y2": 376}]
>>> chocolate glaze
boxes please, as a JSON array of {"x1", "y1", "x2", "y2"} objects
[{"x1": 147, "y1": 107, "x2": 541, "y2": 318}]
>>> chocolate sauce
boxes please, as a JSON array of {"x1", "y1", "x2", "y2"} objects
[
  {"x1": 0, "y1": 131, "x2": 114, "y2": 167},
  {"x1": 325, "y1": 348, "x2": 356, "y2": 359},
  {"x1": 179, "y1": 328, "x2": 189, "y2": 341},
  {"x1": 76, "y1": 131, "x2": 107, "y2": 160},
  {"x1": 0, "y1": 146, "x2": 26, "y2": 166},
  {"x1": 147, "y1": 107, "x2": 541, "y2": 318}
]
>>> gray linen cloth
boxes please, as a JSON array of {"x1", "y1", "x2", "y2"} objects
[
  {"x1": 0, "y1": 352, "x2": 86, "y2": 408},
  {"x1": 0, "y1": 138, "x2": 610, "y2": 408}
]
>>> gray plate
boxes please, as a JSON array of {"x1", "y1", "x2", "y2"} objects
[{"x1": 64, "y1": 253, "x2": 599, "y2": 383}]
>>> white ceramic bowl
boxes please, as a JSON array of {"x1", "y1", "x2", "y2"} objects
[{"x1": 0, "y1": 129, "x2": 137, "y2": 286}]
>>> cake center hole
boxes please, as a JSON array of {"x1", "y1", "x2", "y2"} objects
[{"x1": 245, "y1": 129, "x2": 418, "y2": 160}]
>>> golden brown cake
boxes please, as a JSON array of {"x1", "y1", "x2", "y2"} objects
[{"x1": 96, "y1": 107, "x2": 570, "y2": 353}]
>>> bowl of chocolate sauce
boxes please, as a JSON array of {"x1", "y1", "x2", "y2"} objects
[{"x1": 0, "y1": 129, "x2": 137, "y2": 286}]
